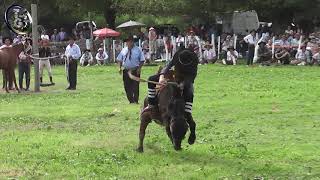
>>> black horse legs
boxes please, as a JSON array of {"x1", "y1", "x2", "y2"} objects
[
  {"x1": 185, "y1": 112, "x2": 196, "y2": 145},
  {"x1": 137, "y1": 112, "x2": 152, "y2": 153},
  {"x1": 166, "y1": 125, "x2": 173, "y2": 143}
]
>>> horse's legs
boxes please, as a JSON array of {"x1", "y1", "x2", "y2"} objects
[
  {"x1": 11, "y1": 69, "x2": 20, "y2": 93},
  {"x1": 166, "y1": 125, "x2": 173, "y2": 143},
  {"x1": 2, "y1": 70, "x2": 5, "y2": 89},
  {"x1": 4, "y1": 70, "x2": 9, "y2": 93},
  {"x1": 185, "y1": 112, "x2": 196, "y2": 145},
  {"x1": 137, "y1": 112, "x2": 152, "y2": 153}
]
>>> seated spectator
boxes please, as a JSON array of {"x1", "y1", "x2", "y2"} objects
[
  {"x1": 95, "y1": 48, "x2": 108, "y2": 65},
  {"x1": 290, "y1": 33, "x2": 300, "y2": 57},
  {"x1": 202, "y1": 42, "x2": 216, "y2": 64},
  {"x1": 306, "y1": 47, "x2": 314, "y2": 65},
  {"x1": 279, "y1": 35, "x2": 290, "y2": 47},
  {"x1": 312, "y1": 48, "x2": 320, "y2": 65},
  {"x1": 291, "y1": 46, "x2": 308, "y2": 65},
  {"x1": 221, "y1": 35, "x2": 233, "y2": 60},
  {"x1": 223, "y1": 46, "x2": 238, "y2": 65},
  {"x1": 275, "y1": 47, "x2": 291, "y2": 65},
  {"x1": 257, "y1": 41, "x2": 272, "y2": 66},
  {"x1": 80, "y1": 49, "x2": 94, "y2": 66}
]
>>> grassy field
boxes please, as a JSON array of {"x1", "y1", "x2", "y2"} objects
[{"x1": 0, "y1": 64, "x2": 320, "y2": 179}]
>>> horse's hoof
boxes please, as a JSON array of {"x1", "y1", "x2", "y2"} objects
[
  {"x1": 174, "y1": 146, "x2": 182, "y2": 151},
  {"x1": 188, "y1": 134, "x2": 196, "y2": 145},
  {"x1": 136, "y1": 147, "x2": 144, "y2": 153}
]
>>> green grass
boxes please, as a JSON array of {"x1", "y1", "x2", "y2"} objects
[{"x1": 0, "y1": 64, "x2": 320, "y2": 179}]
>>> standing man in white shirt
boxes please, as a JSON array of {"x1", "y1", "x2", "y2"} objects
[
  {"x1": 148, "y1": 27, "x2": 157, "y2": 61},
  {"x1": 243, "y1": 30, "x2": 256, "y2": 66},
  {"x1": 65, "y1": 36, "x2": 81, "y2": 90}
]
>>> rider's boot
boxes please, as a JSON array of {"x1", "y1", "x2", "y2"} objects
[{"x1": 142, "y1": 88, "x2": 157, "y2": 113}]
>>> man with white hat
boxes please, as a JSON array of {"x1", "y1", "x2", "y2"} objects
[
  {"x1": 148, "y1": 27, "x2": 157, "y2": 60},
  {"x1": 39, "y1": 39, "x2": 54, "y2": 85},
  {"x1": 41, "y1": 30, "x2": 50, "y2": 41},
  {"x1": 95, "y1": 47, "x2": 108, "y2": 65}
]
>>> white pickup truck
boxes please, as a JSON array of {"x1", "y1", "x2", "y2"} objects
[{"x1": 222, "y1": 10, "x2": 260, "y2": 35}]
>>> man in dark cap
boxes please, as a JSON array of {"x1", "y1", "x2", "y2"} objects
[
  {"x1": 64, "y1": 36, "x2": 81, "y2": 90},
  {"x1": 117, "y1": 35, "x2": 145, "y2": 104}
]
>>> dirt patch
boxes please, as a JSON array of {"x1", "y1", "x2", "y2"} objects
[{"x1": 0, "y1": 168, "x2": 25, "y2": 178}]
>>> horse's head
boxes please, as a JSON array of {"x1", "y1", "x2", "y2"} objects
[
  {"x1": 12, "y1": 40, "x2": 30, "y2": 55},
  {"x1": 168, "y1": 94, "x2": 188, "y2": 151}
]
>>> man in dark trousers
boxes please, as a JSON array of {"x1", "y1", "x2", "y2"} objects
[
  {"x1": 117, "y1": 35, "x2": 145, "y2": 104},
  {"x1": 144, "y1": 43, "x2": 199, "y2": 144},
  {"x1": 18, "y1": 38, "x2": 32, "y2": 91},
  {"x1": 64, "y1": 36, "x2": 81, "y2": 90},
  {"x1": 243, "y1": 30, "x2": 257, "y2": 66}
]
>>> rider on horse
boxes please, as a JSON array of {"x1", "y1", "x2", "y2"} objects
[{"x1": 144, "y1": 43, "x2": 199, "y2": 144}]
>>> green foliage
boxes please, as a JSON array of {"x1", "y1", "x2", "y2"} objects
[
  {"x1": 0, "y1": 0, "x2": 318, "y2": 32},
  {"x1": 0, "y1": 64, "x2": 320, "y2": 179}
]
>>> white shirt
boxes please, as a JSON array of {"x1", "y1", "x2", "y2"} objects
[
  {"x1": 65, "y1": 43, "x2": 81, "y2": 59},
  {"x1": 41, "y1": 34, "x2": 50, "y2": 40},
  {"x1": 203, "y1": 49, "x2": 216, "y2": 60},
  {"x1": 243, "y1": 34, "x2": 256, "y2": 45},
  {"x1": 80, "y1": 52, "x2": 93, "y2": 63},
  {"x1": 19, "y1": 51, "x2": 28, "y2": 60},
  {"x1": 176, "y1": 36, "x2": 185, "y2": 44},
  {"x1": 222, "y1": 40, "x2": 234, "y2": 51},
  {"x1": 285, "y1": 30, "x2": 293, "y2": 34},
  {"x1": 95, "y1": 52, "x2": 108, "y2": 60},
  {"x1": 227, "y1": 50, "x2": 239, "y2": 62},
  {"x1": 148, "y1": 31, "x2": 157, "y2": 41}
]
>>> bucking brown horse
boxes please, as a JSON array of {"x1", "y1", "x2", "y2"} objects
[
  {"x1": 137, "y1": 72, "x2": 189, "y2": 152},
  {"x1": 0, "y1": 43, "x2": 25, "y2": 93}
]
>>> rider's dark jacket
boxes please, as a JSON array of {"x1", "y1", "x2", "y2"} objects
[{"x1": 160, "y1": 48, "x2": 198, "y2": 83}]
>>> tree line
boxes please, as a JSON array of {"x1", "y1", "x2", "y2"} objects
[{"x1": 1, "y1": 0, "x2": 319, "y2": 32}]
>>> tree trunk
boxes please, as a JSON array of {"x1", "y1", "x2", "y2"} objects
[
  {"x1": 104, "y1": 0, "x2": 117, "y2": 29},
  {"x1": 104, "y1": 9, "x2": 116, "y2": 29}
]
